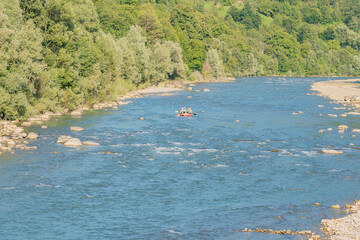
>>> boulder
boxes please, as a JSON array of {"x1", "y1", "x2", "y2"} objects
[
  {"x1": 321, "y1": 149, "x2": 343, "y2": 155},
  {"x1": 331, "y1": 205, "x2": 341, "y2": 209},
  {"x1": 64, "y1": 138, "x2": 82, "y2": 147},
  {"x1": 82, "y1": 141, "x2": 99, "y2": 146},
  {"x1": 327, "y1": 114, "x2": 337, "y2": 117},
  {"x1": 352, "y1": 129, "x2": 360, "y2": 133},
  {"x1": 203, "y1": 88, "x2": 211, "y2": 92},
  {"x1": 70, "y1": 126, "x2": 84, "y2": 131},
  {"x1": 314, "y1": 203, "x2": 321, "y2": 206},
  {"x1": 57, "y1": 135, "x2": 72, "y2": 144},
  {"x1": 139, "y1": 117, "x2": 145, "y2": 120},
  {"x1": 27, "y1": 132, "x2": 39, "y2": 140}
]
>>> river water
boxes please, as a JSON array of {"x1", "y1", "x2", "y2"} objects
[{"x1": 1, "y1": 77, "x2": 360, "y2": 239}]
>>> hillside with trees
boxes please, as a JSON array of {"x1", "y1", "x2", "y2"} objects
[{"x1": 0, "y1": 0, "x2": 359, "y2": 120}]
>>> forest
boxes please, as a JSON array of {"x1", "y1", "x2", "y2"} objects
[{"x1": 0, "y1": 0, "x2": 359, "y2": 120}]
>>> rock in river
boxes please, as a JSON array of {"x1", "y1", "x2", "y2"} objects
[
  {"x1": 27, "y1": 132, "x2": 39, "y2": 140},
  {"x1": 70, "y1": 126, "x2": 84, "y2": 131},
  {"x1": 57, "y1": 135, "x2": 72, "y2": 144},
  {"x1": 321, "y1": 149, "x2": 343, "y2": 155},
  {"x1": 82, "y1": 141, "x2": 99, "y2": 146},
  {"x1": 64, "y1": 138, "x2": 82, "y2": 147}
]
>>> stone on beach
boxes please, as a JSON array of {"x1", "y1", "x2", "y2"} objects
[
  {"x1": 22, "y1": 122, "x2": 32, "y2": 126},
  {"x1": 70, "y1": 126, "x2": 84, "y2": 131},
  {"x1": 27, "y1": 132, "x2": 39, "y2": 140},
  {"x1": 70, "y1": 109, "x2": 83, "y2": 116},
  {"x1": 82, "y1": 141, "x2": 99, "y2": 146},
  {"x1": 63, "y1": 138, "x2": 82, "y2": 147},
  {"x1": 321, "y1": 149, "x2": 343, "y2": 155}
]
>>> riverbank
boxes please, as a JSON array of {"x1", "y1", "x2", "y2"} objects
[
  {"x1": 0, "y1": 76, "x2": 235, "y2": 154},
  {"x1": 311, "y1": 79, "x2": 360, "y2": 240},
  {"x1": 311, "y1": 79, "x2": 360, "y2": 106}
]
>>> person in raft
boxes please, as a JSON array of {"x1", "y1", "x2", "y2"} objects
[
  {"x1": 180, "y1": 107, "x2": 186, "y2": 114},
  {"x1": 187, "y1": 108, "x2": 192, "y2": 114}
]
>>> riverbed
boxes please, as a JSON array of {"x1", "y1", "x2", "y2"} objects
[{"x1": 1, "y1": 77, "x2": 360, "y2": 239}]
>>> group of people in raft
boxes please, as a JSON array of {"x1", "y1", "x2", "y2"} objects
[
  {"x1": 179, "y1": 107, "x2": 196, "y2": 116},
  {"x1": 180, "y1": 107, "x2": 192, "y2": 114}
]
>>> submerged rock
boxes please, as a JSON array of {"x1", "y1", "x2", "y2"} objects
[{"x1": 82, "y1": 141, "x2": 99, "y2": 146}]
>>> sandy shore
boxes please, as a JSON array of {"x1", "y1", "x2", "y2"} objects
[
  {"x1": 311, "y1": 79, "x2": 360, "y2": 240},
  {"x1": 130, "y1": 86, "x2": 183, "y2": 94},
  {"x1": 311, "y1": 79, "x2": 360, "y2": 103}
]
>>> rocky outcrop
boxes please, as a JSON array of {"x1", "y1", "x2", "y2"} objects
[{"x1": 0, "y1": 121, "x2": 38, "y2": 153}]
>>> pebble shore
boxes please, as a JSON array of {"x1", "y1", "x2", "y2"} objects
[{"x1": 311, "y1": 79, "x2": 360, "y2": 240}]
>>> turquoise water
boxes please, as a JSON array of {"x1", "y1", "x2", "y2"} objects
[{"x1": 1, "y1": 77, "x2": 360, "y2": 240}]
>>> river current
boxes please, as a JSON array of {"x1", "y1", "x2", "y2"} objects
[{"x1": 1, "y1": 77, "x2": 360, "y2": 239}]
